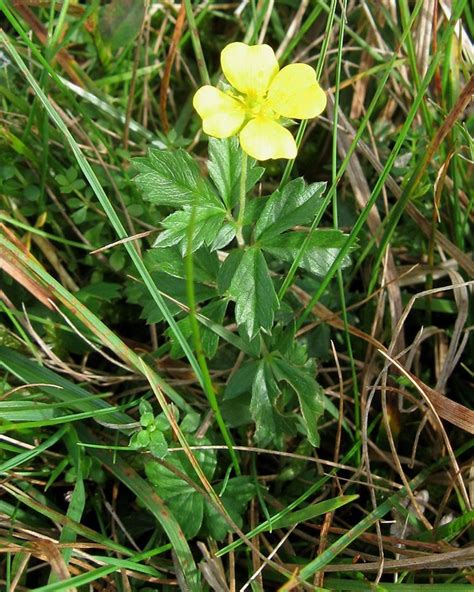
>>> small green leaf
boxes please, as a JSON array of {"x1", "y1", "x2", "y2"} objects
[
  {"x1": 255, "y1": 178, "x2": 326, "y2": 241},
  {"x1": 140, "y1": 411, "x2": 154, "y2": 428},
  {"x1": 136, "y1": 430, "x2": 150, "y2": 447},
  {"x1": 149, "y1": 430, "x2": 168, "y2": 459},
  {"x1": 99, "y1": 0, "x2": 145, "y2": 50},
  {"x1": 229, "y1": 248, "x2": 279, "y2": 340},
  {"x1": 272, "y1": 358, "x2": 324, "y2": 447},
  {"x1": 139, "y1": 398, "x2": 153, "y2": 416},
  {"x1": 208, "y1": 137, "x2": 264, "y2": 209},
  {"x1": 133, "y1": 149, "x2": 220, "y2": 208},
  {"x1": 261, "y1": 230, "x2": 351, "y2": 277}
]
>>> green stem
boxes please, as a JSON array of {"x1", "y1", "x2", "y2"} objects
[
  {"x1": 235, "y1": 150, "x2": 248, "y2": 247},
  {"x1": 185, "y1": 205, "x2": 241, "y2": 475}
]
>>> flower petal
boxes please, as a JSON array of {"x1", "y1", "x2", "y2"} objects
[
  {"x1": 239, "y1": 117, "x2": 297, "y2": 161},
  {"x1": 221, "y1": 42, "x2": 279, "y2": 97},
  {"x1": 267, "y1": 63, "x2": 327, "y2": 119},
  {"x1": 193, "y1": 85, "x2": 245, "y2": 138}
]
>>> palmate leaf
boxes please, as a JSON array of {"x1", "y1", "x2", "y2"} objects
[
  {"x1": 228, "y1": 247, "x2": 279, "y2": 341},
  {"x1": 133, "y1": 148, "x2": 220, "y2": 208},
  {"x1": 261, "y1": 230, "x2": 351, "y2": 277},
  {"x1": 255, "y1": 177, "x2": 326, "y2": 241},
  {"x1": 208, "y1": 137, "x2": 264, "y2": 209}
]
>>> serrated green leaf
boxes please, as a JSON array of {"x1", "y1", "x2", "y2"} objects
[
  {"x1": 153, "y1": 207, "x2": 227, "y2": 254},
  {"x1": 208, "y1": 137, "x2": 264, "y2": 209},
  {"x1": 251, "y1": 361, "x2": 281, "y2": 445},
  {"x1": 145, "y1": 444, "x2": 216, "y2": 539},
  {"x1": 272, "y1": 358, "x2": 324, "y2": 447},
  {"x1": 255, "y1": 178, "x2": 326, "y2": 241},
  {"x1": 133, "y1": 149, "x2": 219, "y2": 208},
  {"x1": 99, "y1": 0, "x2": 145, "y2": 50},
  {"x1": 229, "y1": 248, "x2": 279, "y2": 340},
  {"x1": 261, "y1": 230, "x2": 351, "y2": 277}
]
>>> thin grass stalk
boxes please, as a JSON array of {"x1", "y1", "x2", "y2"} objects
[
  {"x1": 183, "y1": 0, "x2": 210, "y2": 85},
  {"x1": 330, "y1": 0, "x2": 360, "y2": 447}
]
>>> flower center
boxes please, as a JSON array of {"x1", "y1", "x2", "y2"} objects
[{"x1": 244, "y1": 95, "x2": 276, "y2": 120}]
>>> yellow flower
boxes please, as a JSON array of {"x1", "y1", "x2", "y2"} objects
[{"x1": 193, "y1": 42, "x2": 327, "y2": 161}]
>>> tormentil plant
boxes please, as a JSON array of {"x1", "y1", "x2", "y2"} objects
[
  {"x1": 193, "y1": 42, "x2": 327, "y2": 160},
  {"x1": 132, "y1": 42, "x2": 351, "y2": 490}
]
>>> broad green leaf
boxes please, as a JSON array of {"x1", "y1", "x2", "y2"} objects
[
  {"x1": 203, "y1": 477, "x2": 256, "y2": 540},
  {"x1": 261, "y1": 230, "x2": 351, "y2": 277},
  {"x1": 133, "y1": 149, "x2": 219, "y2": 208},
  {"x1": 272, "y1": 358, "x2": 324, "y2": 447},
  {"x1": 208, "y1": 137, "x2": 264, "y2": 209},
  {"x1": 229, "y1": 248, "x2": 279, "y2": 340},
  {"x1": 145, "y1": 444, "x2": 216, "y2": 539},
  {"x1": 153, "y1": 207, "x2": 227, "y2": 254},
  {"x1": 99, "y1": 0, "x2": 145, "y2": 50},
  {"x1": 255, "y1": 178, "x2": 326, "y2": 241}
]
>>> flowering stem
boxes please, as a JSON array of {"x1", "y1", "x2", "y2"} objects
[{"x1": 235, "y1": 150, "x2": 248, "y2": 247}]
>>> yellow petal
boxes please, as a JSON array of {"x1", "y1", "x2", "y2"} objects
[
  {"x1": 267, "y1": 63, "x2": 327, "y2": 119},
  {"x1": 193, "y1": 85, "x2": 245, "y2": 138},
  {"x1": 221, "y1": 42, "x2": 279, "y2": 97},
  {"x1": 239, "y1": 117, "x2": 297, "y2": 161}
]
